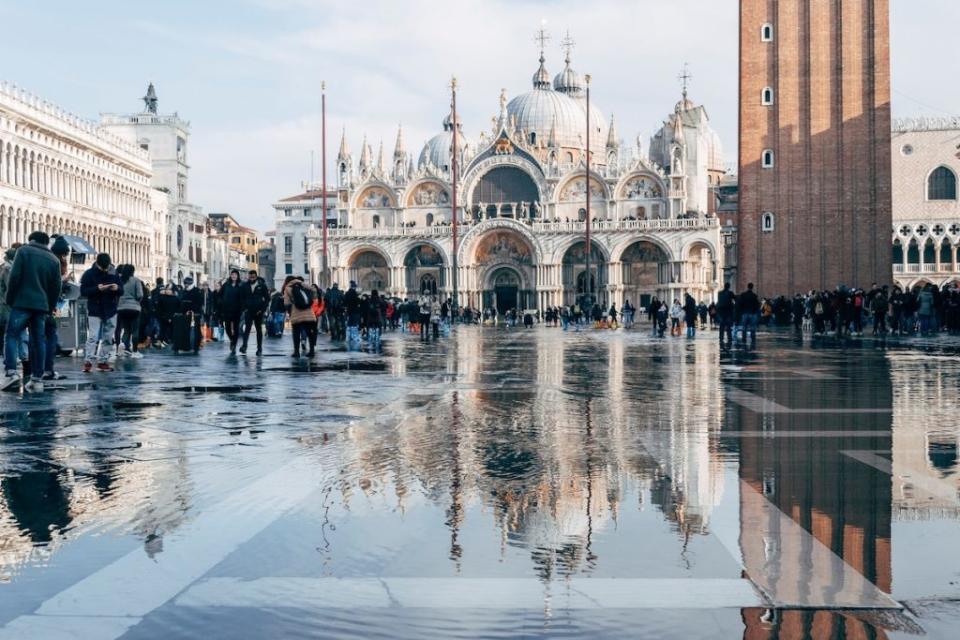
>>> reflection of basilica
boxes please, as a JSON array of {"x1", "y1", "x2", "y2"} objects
[
  {"x1": 333, "y1": 331, "x2": 726, "y2": 577},
  {"x1": 309, "y1": 32, "x2": 726, "y2": 313}
]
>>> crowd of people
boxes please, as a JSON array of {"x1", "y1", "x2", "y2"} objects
[{"x1": 3, "y1": 233, "x2": 960, "y2": 394}]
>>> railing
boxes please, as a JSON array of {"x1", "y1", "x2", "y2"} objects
[
  {"x1": 321, "y1": 217, "x2": 719, "y2": 240},
  {"x1": 896, "y1": 263, "x2": 960, "y2": 275}
]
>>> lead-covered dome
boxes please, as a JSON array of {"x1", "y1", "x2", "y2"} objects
[
  {"x1": 507, "y1": 54, "x2": 607, "y2": 153},
  {"x1": 419, "y1": 113, "x2": 468, "y2": 171}
]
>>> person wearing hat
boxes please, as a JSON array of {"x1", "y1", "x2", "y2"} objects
[
  {"x1": 2, "y1": 232, "x2": 62, "y2": 391},
  {"x1": 79, "y1": 252, "x2": 122, "y2": 372}
]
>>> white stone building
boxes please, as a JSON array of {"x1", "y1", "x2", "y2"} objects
[
  {"x1": 891, "y1": 118, "x2": 960, "y2": 290},
  {"x1": 101, "y1": 84, "x2": 206, "y2": 285},
  {"x1": 295, "y1": 47, "x2": 725, "y2": 312},
  {"x1": 271, "y1": 188, "x2": 337, "y2": 290},
  {"x1": 0, "y1": 82, "x2": 155, "y2": 274}
]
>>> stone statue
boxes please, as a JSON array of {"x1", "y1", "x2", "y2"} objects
[{"x1": 499, "y1": 88, "x2": 507, "y2": 113}]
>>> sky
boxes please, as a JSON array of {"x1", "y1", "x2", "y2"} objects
[{"x1": 1, "y1": 0, "x2": 957, "y2": 233}]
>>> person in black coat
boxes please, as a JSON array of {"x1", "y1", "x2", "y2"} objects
[
  {"x1": 218, "y1": 270, "x2": 245, "y2": 354},
  {"x1": 79, "y1": 253, "x2": 122, "y2": 371},
  {"x1": 239, "y1": 270, "x2": 270, "y2": 355}
]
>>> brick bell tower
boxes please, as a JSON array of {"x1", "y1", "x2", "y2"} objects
[{"x1": 738, "y1": 0, "x2": 892, "y2": 294}]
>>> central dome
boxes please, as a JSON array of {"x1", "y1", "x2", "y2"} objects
[
  {"x1": 507, "y1": 90, "x2": 587, "y2": 149},
  {"x1": 505, "y1": 54, "x2": 607, "y2": 153}
]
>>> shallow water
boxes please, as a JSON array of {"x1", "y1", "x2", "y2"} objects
[{"x1": 0, "y1": 327, "x2": 958, "y2": 638}]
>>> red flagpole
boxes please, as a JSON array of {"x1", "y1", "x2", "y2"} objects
[{"x1": 321, "y1": 82, "x2": 329, "y2": 286}]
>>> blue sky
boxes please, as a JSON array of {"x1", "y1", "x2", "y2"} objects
[{"x1": 1, "y1": 0, "x2": 957, "y2": 231}]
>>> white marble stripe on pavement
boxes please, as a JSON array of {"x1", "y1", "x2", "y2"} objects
[
  {"x1": 0, "y1": 456, "x2": 323, "y2": 640},
  {"x1": 174, "y1": 577, "x2": 764, "y2": 610},
  {"x1": 725, "y1": 388, "x2": 890, "y2": 414}
]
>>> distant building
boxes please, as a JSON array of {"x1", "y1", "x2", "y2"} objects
[
  {"x1": 257, "y1": 240, "x2": 276, "y2": 288},
  {"x1": 738, "y1": 0, "x2": 892, "y2": 293},
  {"x1": 0, "y1": 82, "x2": 155, "y2": 276},
  {"x1": 102, "y1": 83, "x2": 206, "y2": 285},
  {"x1": 207, "y1": 212, "x2": 260, "y2": 272},
  {"x1": 890, "y1": 118, "x2": 960, "y2": 290},
  {"x1": 271, "y1": 188, "x2": 337, "y2": 291}
]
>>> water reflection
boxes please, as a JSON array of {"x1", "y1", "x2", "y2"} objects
[{"x1": 1, "y1": 331, "x2": 959, "y2": 638}]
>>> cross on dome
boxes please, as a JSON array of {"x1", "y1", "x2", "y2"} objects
[{"x1": 561, "y1": 30, "x2": 575, "y2": 63}]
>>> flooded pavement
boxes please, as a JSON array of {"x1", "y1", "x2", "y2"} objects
[{"x1": 0, "y1": 327, "x2": 959, "y2": 639}]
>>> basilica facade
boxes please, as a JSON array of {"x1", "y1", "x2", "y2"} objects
[{"x1": 305, "y1": 48, "x2": 726, "y2": 312}]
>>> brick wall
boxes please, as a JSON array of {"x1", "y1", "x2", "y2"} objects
[{"x1": 739, "y1": 0, "x2": 892, "y2": 295}]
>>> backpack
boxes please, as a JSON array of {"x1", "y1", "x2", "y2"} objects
[
  {"x1": 291, "y1": 283, "x2": 313, "y2": 310},
  {"x1": 814, "y1": 301, "x2": 824, "y2": 315}
]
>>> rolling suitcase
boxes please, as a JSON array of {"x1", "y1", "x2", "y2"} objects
[{"x1": 172, "y1": 314, "x2": 200, "y2": 353}]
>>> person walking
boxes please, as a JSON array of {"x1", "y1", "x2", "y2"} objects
[
  {"x1": 116, "y1": 264, "x2": 144, "y2": 359},
  {"x1": 219, "y1": 270, "x2": 244, "y2": 354},
  {"x1": 683, "y1": 294, "x2": 698, "y2": 338},
  {"x1": 80, "y1": 253, "x2": 122, "y2": 373},
  {"x1": 871, "y1": 287, "x2": 889, "y2": 336},
  {"x1": 716, "y1": 282, "x2": 735, "y2": 348},
  {"x1": 738, "y1": 283, "x2": 761, "y2": 347},
  {"x1": 239, "y1": 270, "x2": 270, "y2": 355},
  {"x1": 344, "y1": 281, "x2": 362, "y2": 348},
  {"x1": 324, "y1": 283, "x2": 345, "y2": 341},
  {"x1": 669, "y1": 299, "x2": 683, "y2": 337},
  {"x1": 2, "y1": 233, "x2": 62, "y2": 391},
  {"x1": 284, "y1": 276, "x2": 317, "y2": 358},
  {"x1": 365, "y1": 290, "x2": 386, "y2": 351}
]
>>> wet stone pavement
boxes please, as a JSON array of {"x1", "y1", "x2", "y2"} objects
[{"x1": 0, "y1": 326, "x2": 959, "y2": 639}]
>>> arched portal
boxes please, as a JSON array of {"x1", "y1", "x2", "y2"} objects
[
  {"x1": 562, "y1": 241, "x2": 608, "y2": 307},
  {"x1": 404, "y1": 244, "x2": 445, "y2": 297},
  {"x1": 486, "y1": 267, "x2": 522, "y2": 316},
  {"x1": 620, "y1": 241, "x2": 669, "y2": 310},
  {"x1": 475, "y1": 229, "x2": 536, "y2": 312},
  {"x1": 349, "y1": 250, "x2": 389, "y2": 292}
]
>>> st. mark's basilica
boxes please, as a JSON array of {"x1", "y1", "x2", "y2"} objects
[{"x1": 309, "y1": 37, "x2": 727, "y2": 313}]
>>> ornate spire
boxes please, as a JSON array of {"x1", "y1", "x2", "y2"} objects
[
  {"x1": 606, "y1": 114, "x2": 619, "y2": 150},
  {"x1": 359, "y1": 134, "x2": 370, "y2": 171},
  {"x1": 548, "y1": 115, "x2": 558, "y2": 148},
  {"x1": 142, "y1": 83, "x2": 158, "y2": 114},
  {"x1": 337, "y1": 126, "x2": 350, "y2": 159},
  {"x1": 376, "y1": 140, "x2": 385, "y2": 174},
  {"x1": 393, "y1": 124, "x2": 405, "y2": 159}
]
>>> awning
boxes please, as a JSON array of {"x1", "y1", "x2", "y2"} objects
[{"x1": 59, "y1": 235, "x2": 97, "y2": 255}]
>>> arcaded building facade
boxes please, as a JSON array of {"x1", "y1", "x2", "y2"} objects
[
  {"x1": 890, "y1": 118, "x2": 960, "y2": 290},
  {"x1": 0, "y1": 82, "x2": 156, "y2": 275},
  {"x1": 738, "y1": 0, "x2": 892, "y2": 294},
  {"x1": 298, "y1": 46, "x2": 726, "y2": 312}
]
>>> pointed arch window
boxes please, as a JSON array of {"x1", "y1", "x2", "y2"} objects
[
  {"x1": 928, "y1": 166, "x2": 957, "y2": 201},
  {"x1": 761, "y1": 87, "x2": 774, "y2": 106},
  {"x1": 761, "y1": 24, "x2": 774, "y2": 42},
  {"x1": 762, "y1": 149, "x2": 775, "y2": 168}
]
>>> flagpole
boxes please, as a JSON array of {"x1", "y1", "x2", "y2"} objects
[
  {"x1": 321, "y1": 81, "x2": 329, "y2": 287},
  {"x1": 584, "y1": 73, "x2": 592, "y2": 310},
  {"x1": 451, "y1": 76, "x2": 459, "y2": 320}
]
